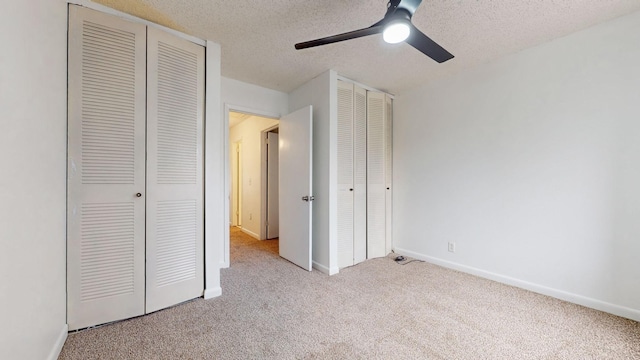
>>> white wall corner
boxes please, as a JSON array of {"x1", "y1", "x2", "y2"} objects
[
  {"x1": 328, "y1": 266, "x2": 339, "y2": 276},
  {"x1": 393, "y1": 246, "x2": 640, "y2": 323},
  {"x1": 204, "y1": 287, "x2": 222, "y2": 300},
  {"x1": 312, "y1": 260, "x2": 339, "y2": 276},
  {"x1": 47, "y1": 324, "x2": 68, "y2": 360}
]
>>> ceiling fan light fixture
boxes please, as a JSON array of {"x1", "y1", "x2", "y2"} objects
[
  {"x1": 294, "y1": 0, "x2": 454, "y2": 63},
  {"x1": 383, "y1": 19, "x2": 411, "y2": 44}
]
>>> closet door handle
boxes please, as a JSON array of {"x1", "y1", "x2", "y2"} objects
[{"x1": 136, "y1": 193, "x2": 142, "y2": 197}]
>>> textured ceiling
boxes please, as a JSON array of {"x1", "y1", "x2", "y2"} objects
[{"x1": 94, "y1": 0, "x2": 640, "y2": 94}]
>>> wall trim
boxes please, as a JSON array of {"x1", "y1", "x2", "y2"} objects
[
  {"x1": 394, "y1": 246, "x2": 640, "y2": 322},
  {"x1": 240, "y1": 227, "x2": 260, "y2": 240},
  {"x1": 204, "y1": 287, "x2": 222, "y2": 299},
  {"x1": 312, "y1": 261, "x2": 339, "y2": 276},
  {"x1": 47, "y1": 324, "x2": 68, "y2": 360}
]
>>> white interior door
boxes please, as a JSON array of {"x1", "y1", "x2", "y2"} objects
[
  {"x1": 367, "y1": 91, "x2": 387, "y2": 258},
  {"x1": 67, "y1": 6, "x2": 147, "y2": 330},
  {"x1": 337, "y1": 81, "x2": 355, "y2": 268},
  {"x1": 385, "y1": 95, "x2": 393, "y2": 255},
  {"x1": 353, "y1": 85, "x2": 368, "y2": 264},
  {"x1": 279, "y1": 106, "x2": 313, "y2": 271},
  {"x1": 267, "y1": 132, "x2": 280, "y2": 239},
  {"x1": 145, "y1": 27, "x2": 204, "y2": 313}
]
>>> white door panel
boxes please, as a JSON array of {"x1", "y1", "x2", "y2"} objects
[
  {"x1": 353, "y1": 86, "x2": 368, "y2": 264},
  {"x1": 337, "y1": 81, "x2": 354, "y2": 268},
  {"x1": 385, "y1": 95, "x2": 393, "y2": 255},
  {"x1": 67, "y1": 5, "x2": 146, "y2": 330},
  {"x1": 279, "y1": 106, "x2": 313, "y2": 271},
  {"x1": 146, "y1": 27, "x2": 205, "y2": 313},
  {"x1": 267, "y1": 132, "x2": 280, "y2": 239},
  {"x1": 367, "y1": 91, "x2": 387, "y2": 259}
]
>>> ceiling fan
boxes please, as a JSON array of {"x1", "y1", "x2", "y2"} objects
[{"x1": 295, "y1": 0, "x2": 454, "y2": 63}]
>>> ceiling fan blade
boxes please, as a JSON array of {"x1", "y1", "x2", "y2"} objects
[
  {"x1": 405, "y1": 25, "x2": 454, "y2": 63},
  {"x1": 295, "y1": 25, "x2": 384, "y2": 50}
]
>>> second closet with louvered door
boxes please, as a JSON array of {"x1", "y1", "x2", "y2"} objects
[
  {"x1": 337, "y1": 80, "x2": 393, "y2": 269},
  {"x1": 67, "y1": 6, "x2": 204, "y2": 330}
]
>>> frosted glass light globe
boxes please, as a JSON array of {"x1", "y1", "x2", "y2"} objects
[{"x1": 383, "y1": 22, "x2": 410, "y2": 44}]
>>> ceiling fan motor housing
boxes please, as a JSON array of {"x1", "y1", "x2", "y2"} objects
[{"x1": 392, "y1": 0, "x2": 422, "y2": 16}]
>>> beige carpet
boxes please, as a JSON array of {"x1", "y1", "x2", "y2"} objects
[{"x1": 59, "y1": 227, "x2": 640, "y2": 359}]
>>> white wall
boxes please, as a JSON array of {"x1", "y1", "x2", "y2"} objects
[
  {"x1": 393, "y1": 10, "x2": 640, "y2": 321},
  {"x1": 0, "y1": 1, "x2": 68, "y2": 359},
  {"x1": 222, "y1": 77, "x2": 289, "y2": 266},
  {"x1": 204, "y1": 41, "x2": 223, "y2": 299},
  {"x1": 222, "y1": 77, "x2": 289, "y2": 117},
  {"x1": 229, "y1": 116, "x2": 279, "y2": 239},
  {"x1": 289, "y1": 70, "x2": 339, "y2": 275}
]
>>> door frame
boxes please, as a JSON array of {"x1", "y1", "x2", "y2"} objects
[
  {"x1": 261, "y1": 125, "x2": 280, "y2": 240},
  {"x1": 223, "y1": 104, "x2": 281, "y2": 268},
  {"x1": 231, "y1": 139, "x2": 242, "y2": 227}
]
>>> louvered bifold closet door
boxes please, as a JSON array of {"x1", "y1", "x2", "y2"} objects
[
  {"x1": 353, "y1": 86, "x2": 368, "y2": 264},
  {"x1": 384, "y1": 95, "x2": 393, "y2": 255},
  {"x1": 366, "y1": 91, "x2": 387, "y2": 258},
  {"x1": 337, "y1": 81, "x2": 354, "y2": 268},
  {"x1": 67, "y1": 6, "x2": 147, "y2": 330},
  {"x1": 146, "y1": 27, "x2": 205, "y2": 313}
]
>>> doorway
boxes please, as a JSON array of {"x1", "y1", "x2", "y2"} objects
[
  {"x1": 225, "y1": 106, "x2": 314, "y2": 271},
  {"x1": 228, "y1": 111, "x2": 279, "y2": 242}
]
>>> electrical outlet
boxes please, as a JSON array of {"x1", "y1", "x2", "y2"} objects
[{"x1": 448, "y1": 242, "x2": 456, "y2": 253}]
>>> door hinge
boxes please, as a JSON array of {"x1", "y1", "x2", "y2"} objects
[{"x1": 302, "y1": 196, "x2": 315, "y2": 202}]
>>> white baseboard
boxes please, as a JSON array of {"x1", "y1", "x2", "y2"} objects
[
  {"x1": 204, "y1": 287, "x2": 222, "y2": 299},
  {"x1": 312, "y1": 261, "x2": 339, "y2": 276},
  {"x1": 240, "y1": 227, "x2": 260, "y2": 240},
  {"x1": 47, "y1": 323, "x2": 68, "y2": 360},
  {"x1": 394, "y1": 246, "x2": 640, "y2": 322}
]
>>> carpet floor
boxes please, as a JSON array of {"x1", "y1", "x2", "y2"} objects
[{"x1": 59, "y1": 227, "x2": 640, "y2": 359}]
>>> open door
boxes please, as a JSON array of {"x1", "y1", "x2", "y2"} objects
[
  {"x1": 266, "y1": 131, "x2": 280, "y2": 239},
  {"x1": 278, "y1": 106, "x2": 313, "y2": 271}
]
